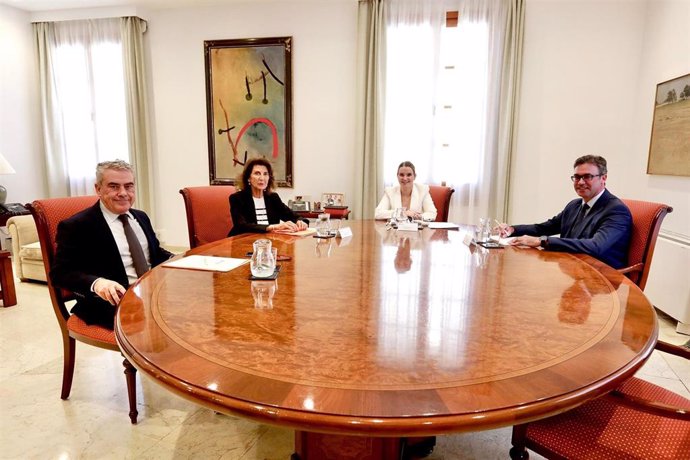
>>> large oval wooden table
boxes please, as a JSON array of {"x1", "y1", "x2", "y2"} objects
[{"x1": 116, "y1": 221, "x2": 657, "y2": 459}]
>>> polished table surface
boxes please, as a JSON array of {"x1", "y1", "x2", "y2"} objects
[{"x1": 116, "y1": 221, "x2": 657, "y2": 440}]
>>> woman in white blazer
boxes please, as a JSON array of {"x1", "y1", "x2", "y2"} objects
[{"x1": 375, "y1": 161, "x2": 437, "y2": 221}]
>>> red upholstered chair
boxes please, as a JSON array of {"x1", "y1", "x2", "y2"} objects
[
  {"x1": 179, "y1": 186, "x2": 236, "y2": 249},
  {"x1": 618, "y1": 199, "x2": 672, "y2": 290},
  {"x1": 27, "y1": 196, "x2": 139, "y2": 424},
  {"x1": 428, "y1": 185, "x2": 455, "y2": 222},
  {"x1": 509, "y1": 340, "x2": 690, "y2": 460}
]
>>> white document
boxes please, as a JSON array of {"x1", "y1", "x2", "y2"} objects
[
  {"x1": 428, "y1": 222, "x2": 460, "y2": 229},
  {"x1": 337, "y1": 226, "x2": 353, "y2": 238},
  {"x1": 163, "y1": 255, "x2": 249, "y2": 272},
  {"x1": 397, "y1": 222, "x2": 419, "y2": 232},
  {"x1": 284, "y1": 227, "x2": 317, "y2": 236}
]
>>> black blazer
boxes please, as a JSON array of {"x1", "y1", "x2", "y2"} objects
[
  {"x1": 51, "y1": 202, "x2": 173, "y2": 328},
  {"x1": 512, "y1": 189, "x2": 632, "y2": 269},
  {"x1": 228, "y1": 189, "x2": 308, "y2": 236}
]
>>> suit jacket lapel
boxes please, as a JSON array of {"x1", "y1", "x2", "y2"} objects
[
  {"x1": 86, "y1": 203, "x2": 129, "y2": 283},
  {"x1": 410, "y1": 185, "x2": 421, "y2": 211},
  {"x1": 569, "y1": 189, "x2": 611, "y2": 238},
  {"x1": 392, "y1": 187, "x2": 403, "y2": 209}
]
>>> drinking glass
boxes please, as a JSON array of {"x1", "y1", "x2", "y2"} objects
[
  {"x1": 330, "y1": 218, "x2": 342, "y2": 235},
  {"x1": 477, "y1": 218, "x2": 491, "y2": 243},
  {"x1": 316, "y1": 213, "x2": 331, "y2": 237},
  {"x1": 489, "y1": 219, "x2": 501, "y2": 241},
  {"x1": 250, "y1": 239, "x2": 275, "y2": 278},
  {"x1": 394, "y1": 207, "x2": 407, "y2": 223}
]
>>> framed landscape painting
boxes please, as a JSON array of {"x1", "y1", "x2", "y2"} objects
[
  {"x1": 647, "y1": 73, "x2": 690, "y2": 176},
  {"x1": 205, "y1": 37, "x2": 293, "y2": 186}
]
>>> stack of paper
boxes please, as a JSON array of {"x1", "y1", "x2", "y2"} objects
[{"x1": 163, "y1": 255, "x2": 249, "y2": 272}]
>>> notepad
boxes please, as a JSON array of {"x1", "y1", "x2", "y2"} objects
[{"x1": 163, "y1": 255, "x2": 249, "y2": 272}]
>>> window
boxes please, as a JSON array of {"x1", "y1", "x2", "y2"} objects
[
  {"x1": 383, "y1": 11, "x2": 490, "y2": 188},
  {"x1": 48, "y1": 20, "x2": 129, "y2": 194}
]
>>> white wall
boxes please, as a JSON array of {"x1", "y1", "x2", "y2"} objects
[
  {"x1": 0, "y1": 4, "x2": 46, "y2": 205},
  {"x1": 513, "y1": 0, "x2": 688, "y2": 236},
  {"x1": 625, "y1": 0, "x2": 690, "y2": 238},
  {"x1": 512, "y1": 0, "x2": 646, "y2": 222},
  {"x1": 146, "y1": 0, "x2": 358, "y2": 246}
]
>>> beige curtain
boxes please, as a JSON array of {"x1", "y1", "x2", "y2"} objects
[
  {"x1": 121, "y1": 17, "x2": 154, "y2": 215},
  {"x1": 354, "y1": 0, "x2": 386, "y2": 219},
  {"x1": 34, "y1": 22, "x2": 69, "y2": 198},
  {"x1": 495, "y1": 0, "x2": 524, "y2": 222}
]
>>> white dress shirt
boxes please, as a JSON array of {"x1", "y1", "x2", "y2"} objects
[{"x1": 100, "y1": 201, "x2": 151, "y2": 285}]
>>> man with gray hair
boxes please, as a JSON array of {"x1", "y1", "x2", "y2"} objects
[
  {"x1": 51, "y1": 160, "x2": 173, "y2": 329},
  {"x1": 498, "y1": 155, "x2": 632, "y2": 269}
]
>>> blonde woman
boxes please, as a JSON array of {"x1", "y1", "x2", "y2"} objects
[{"x1": 375, "y1": 161, "x2": 437, "y2": 221}]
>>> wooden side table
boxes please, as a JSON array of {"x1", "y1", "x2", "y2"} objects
[
  {"x1": 295, "y1": 207, "x2": 351, "y2": 220},
  {"x1": 0, "y1": 250, "x2": 17, "y2": 307}
]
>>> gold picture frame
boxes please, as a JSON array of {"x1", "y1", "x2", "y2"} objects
[
  {"x1": 647, "y1": 73, "x2": 690, "y2": 176},
  {"x1": 204, "y1": 37, "x2": 293, "y2": 186}
]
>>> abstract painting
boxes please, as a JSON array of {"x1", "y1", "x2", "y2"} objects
[{"x1": 205, "y1": 37, "x2": 293, "y2": 186}]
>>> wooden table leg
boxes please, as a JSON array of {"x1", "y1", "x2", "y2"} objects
[
  {"x1": 294, "y1": 431, "x2": 402, "y2": 460},
  {"x1": 0, "y1": 251, "x2": 17, "y2": 307}
]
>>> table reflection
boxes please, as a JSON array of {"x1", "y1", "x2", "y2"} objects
[
  {"x1": 251, "y1": 280, "x2": 278, "y2": 309},
  {"x1": 377, "y1": 226, "x2": 471, "y2": 371}
]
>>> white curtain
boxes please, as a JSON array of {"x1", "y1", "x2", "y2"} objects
[
  {"x1": 34, "y1": 18, "x2": 150, "y2": 202},
  {"x1": 380, "y1": 0, "x2": 523, "y2": 224}
]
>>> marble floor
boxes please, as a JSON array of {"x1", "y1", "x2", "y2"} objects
[{"x1": 1, "y1": 281, "x2": 688, "y2": 460}]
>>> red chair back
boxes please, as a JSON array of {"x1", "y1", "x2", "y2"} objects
[
  {"x1": 428, "y1": 185, "x2": 455, "y2": 222},
  {"x1": 28, "y1": 196, "x2": 99, "y2": 321},
  {"x1": 620, "y1": 199, "x2": 672, "y2": 290},
  {"x1": 179, "y1": 186, "x2": 236, "y2": 248}
]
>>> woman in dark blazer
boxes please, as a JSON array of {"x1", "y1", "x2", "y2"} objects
[{"x1": 228, "y1": 158, "x2": 309, "y2": 236}]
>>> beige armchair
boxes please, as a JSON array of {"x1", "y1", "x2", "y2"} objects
[{"x1": 7, "y1": 215, "x2": 46, "y2": 282}]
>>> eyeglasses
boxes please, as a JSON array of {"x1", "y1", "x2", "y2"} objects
[{"x1": 570, "y1": 174, "x2": 602, "y2": 182}]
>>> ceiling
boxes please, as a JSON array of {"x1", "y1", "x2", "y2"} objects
[{"x1": 2, "y1": 0, "x2": 334, "y2": 13}]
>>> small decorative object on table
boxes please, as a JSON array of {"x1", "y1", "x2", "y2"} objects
[{"x1": 321, "y1": 193, "x2": 344, "y2": 207}]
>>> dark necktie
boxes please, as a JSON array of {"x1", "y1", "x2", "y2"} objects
[
  {"x1": 574, "y1": 203, "x2": 589, "y2": 226},
  {"x1": 118, "y1": 214, "x2": 148, "y2": 278}
]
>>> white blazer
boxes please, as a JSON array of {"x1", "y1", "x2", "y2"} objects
[{"x1": 374, "y1": 183, "x2": 437, "y2": 221}]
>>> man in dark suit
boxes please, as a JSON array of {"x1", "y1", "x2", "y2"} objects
[
  {"x1": 51, "y1": 160, "x2": 173, "y2": 329},
  {"x1": 499, "y1": 155, "x2": 632, "y2": 269}
]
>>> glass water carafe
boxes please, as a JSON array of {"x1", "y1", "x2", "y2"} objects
[{"x1": 250, "y1": 239, "x2": 276, "y2": 278}]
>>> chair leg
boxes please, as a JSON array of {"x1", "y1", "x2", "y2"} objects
[
  {"x1": 509, "y1": 424, "x2": 530, "y2": 460},
  {"x1": 61, "y1": 336, "x2": 76, "y2": 400},
  {"x1": 122, "y1": 357, "x2": 138, "y2": 424}
]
